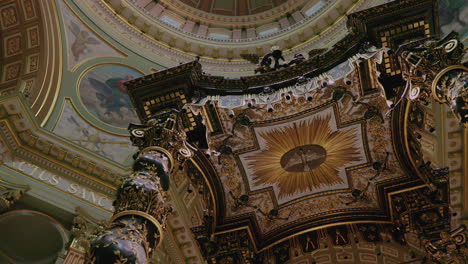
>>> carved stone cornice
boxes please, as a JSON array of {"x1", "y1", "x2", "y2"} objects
[
  {"x1": 153, "y1": 0, "x2": 308, "y2": 27},
  {"x1": 0, "y1": 97, "x2": 122, "y2": 196}
]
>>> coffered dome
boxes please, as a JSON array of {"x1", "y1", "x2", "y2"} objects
[
  {"x1": 175, "y1": 0, "x2": 290, "y2": 16},
  {"x1": 84, "y1": 0, "x2": 389, "y2": 76}
]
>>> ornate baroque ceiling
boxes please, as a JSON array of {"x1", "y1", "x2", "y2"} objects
[
  {"x1": 190, "y1": 53, "x2": 406, "y2": 247},
  {"x1": 0, "y1": 0, "x2": 467, "y2": 263}
]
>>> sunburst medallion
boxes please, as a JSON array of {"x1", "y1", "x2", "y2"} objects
[{"x1": 246, "y1": 114, "x2": 361, "y2": 198}]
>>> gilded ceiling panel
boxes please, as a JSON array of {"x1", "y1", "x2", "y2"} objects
[
  {"x1": 239, "y1": 106, "x2": 367, "y2": 204},
  {"x1": 202, "y1": 54, "x2": 407, "y2": 235}
]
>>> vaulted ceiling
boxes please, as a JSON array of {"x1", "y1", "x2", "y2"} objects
[
  {"x1": 0, "y1": 0, "x2": 466, "y2": 263},
  {"x1": 177, "y1": 0, "x2": 289, "y2": 15}
]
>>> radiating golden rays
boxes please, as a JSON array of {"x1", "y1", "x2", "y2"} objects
[{"x1": 246, "y1": 115, "x2": 361, "y2": 198}]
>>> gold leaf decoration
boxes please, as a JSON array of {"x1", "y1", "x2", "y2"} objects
[{"x1": 246, "y1": 115, "x2": 361, "y2": 198}]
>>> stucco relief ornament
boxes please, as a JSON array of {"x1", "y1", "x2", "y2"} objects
[
  {"x1": 246, "y1": 114, "x2": 361, "y2": 198},
  {"x1": 88, "y1": 110, "x2": 192, "y2": 264},
  {"x1": 0, "y1": 189, "x2": 25, "y2": 212},
  {"x1": 0, "y1": 173, "x2": 29, "y2": 213}
]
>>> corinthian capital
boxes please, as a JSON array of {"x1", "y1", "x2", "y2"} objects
[{"x1": 397, "y1": 32, "x2": 467, "y2": 127}]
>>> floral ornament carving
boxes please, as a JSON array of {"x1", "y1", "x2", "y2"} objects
[{"x1": 70, "y1": 215, "x2": 108, "y2": 253}]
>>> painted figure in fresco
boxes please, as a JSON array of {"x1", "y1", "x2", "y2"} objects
[
  {"x1": 89, "y1": 75, "x2": 135, "y2": 119},
  {"x1": 69, "y1": 21, "x2": 100, "y2": 59},
  {"x1": 438, "y1": 0, "x2": 467, "y2": 39},
  {"x1": 65, "y1": 116, "x2": 128, "y2": 156}
]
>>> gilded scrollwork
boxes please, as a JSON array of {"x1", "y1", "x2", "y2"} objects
[
  {"x1": 70, "y1": 215, "x2": 108, "y2": 253},
  {"x1": 398, "y1": 32, "x2": 467, "y2": 126}
]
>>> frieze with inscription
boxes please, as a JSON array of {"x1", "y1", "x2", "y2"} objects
[{"x1": 2, "y1": 158, "x2": 114, "y2": 211}]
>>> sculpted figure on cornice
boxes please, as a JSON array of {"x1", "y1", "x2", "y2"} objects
[
  {"x1": 241, "y1": 47, "x2": 306, "y2": 74},
  {"x1": 75, "y1": 0, "x2": 386, "y2": 76},
  {"x1": 0, "y1": 140, "x2": 29, "y2": 213}
]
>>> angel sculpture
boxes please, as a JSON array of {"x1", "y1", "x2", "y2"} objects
[
  {"x1": 288, "y1": 53, "x2": 306, "y2": 66},
  {"x1": 257, "y1": 208, "x2": 294, "y2": 221},
  {"x1": 69, "y1": 21, "x2": 100, "y2": 59},
  {"x1": 241, "y1": 46, "x2": 289, "y2": 74},
  {"x1": 342, "y1": 153, "x2": 390, "y2": 205},
  {"x1": 228, "y1": 191, "x2": 257, "y2": 211}
]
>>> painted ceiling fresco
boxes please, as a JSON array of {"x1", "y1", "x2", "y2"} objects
[
  {"x1": 53, "y1": 101, "x2": 137, "y2": 164},
  {"x1": 32, "y1": 0, "x2": 147, "y2": 168},
  {"x1": 58, "y1": 0, "x2": 124, "y2": 70},
  {"x1": 438, "y1": 0, "x2": 467, "y2": 41},
  {"x1": 239, "y1": 106, "x2": 367, "y2": 204},
  {"x1": 0, "y1": 0, "x2": 465, "y2": 263},
  {"x1": 179, "y1": 0, "x2": 288, "y2": 15},
  {"x1": 78, "y1": 64, "x2": 141, "y2": 128}
]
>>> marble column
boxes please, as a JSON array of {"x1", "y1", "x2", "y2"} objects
[{"x1": 88, "y1": 110, "x2": 192, "y2": 263}]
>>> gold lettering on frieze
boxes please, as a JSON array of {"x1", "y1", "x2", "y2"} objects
[
  {"x1": 12, "y1": 161, "x2": 26, "y2": 171},
  {"x1": 29, "y1": 164, "x2": 40, "y2": 175},
  {"x1": 3, "y1": 158, "x2": 113, "y2": 211},
  {"x1": 49, "y1": 175, "x2": 59, "y2": 186},
  {"x1": 89, "y1": 191, "x2": 97, "y2": 204},
  {"x1": 98, "y1": 196, "x2": 108, "y2": 207},
  {"x1": 67, "y1": 183, "x2": 78, "y2": 194},
  {"x1": 78, "y1": 188, "x2": 86, "y2": 200},
  {"x1": 38, "y1": 170, "x2": 49, "y2": 181}
]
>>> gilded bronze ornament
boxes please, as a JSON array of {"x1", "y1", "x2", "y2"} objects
[
  {"x1": 398, "y1": 32, "x2": 467, "y2": 127},
  {"x1": 87, "y1": 110, "x2": 192, "y2": 263}
]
